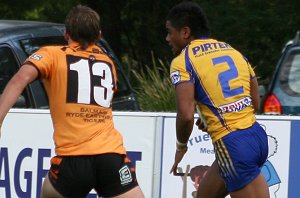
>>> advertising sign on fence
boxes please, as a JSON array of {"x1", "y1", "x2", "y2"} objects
[{"x1": 160, "y1": 116, "x2": 300, "y2": 198}]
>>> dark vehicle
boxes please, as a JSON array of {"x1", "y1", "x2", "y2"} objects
[
  {"x1": 0, "y1": 20, "x2": 139, "y2": 111},
  {"x1": 261, "y1": 31, "x2": 300, "y2": 115}
]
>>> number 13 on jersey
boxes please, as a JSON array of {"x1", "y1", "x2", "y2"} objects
[{"x1": 67, "y1": 56, "x2": 114, "y2": 107}]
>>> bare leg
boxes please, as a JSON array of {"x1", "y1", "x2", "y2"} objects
[
  {"x1": 111, "y1": 186, "x2": 145, "y2": 198},
  {"x1": 41, "y1": 174, "x2": 65, "y2": 198},
  {"x1": 230, "y1": 173, "x2": 269, "y2": 198},
  {"x1": 197, "y1": 160, "x2": 228, "y2": 198}
]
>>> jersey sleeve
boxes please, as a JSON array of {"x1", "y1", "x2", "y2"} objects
[
  {"x1": 24, "y1": 47, "x2": 54, "y2": 79},
  {"x1": 169, "y1": 53, "x2": 193, "y2": 86}
]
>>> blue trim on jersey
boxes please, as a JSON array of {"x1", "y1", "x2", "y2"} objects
[
  {"x1": 183, "y1": 46, "x2": 193, "y2": 81},
  {"x1": 288, "y1": 120, "x2": 300, "y2": 198},
  {"x1": 184, "y1": 46, "x2": 226, "y2": 128}
]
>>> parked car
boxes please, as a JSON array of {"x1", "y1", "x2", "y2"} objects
[
  {"x1": 261, "y1": 31, "x2": 300, "y2": 115},
  {"x1": 0, "y1": 20, "x2": 139, "y2": 111}
]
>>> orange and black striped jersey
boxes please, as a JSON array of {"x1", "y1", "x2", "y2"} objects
[
  {"x1": 25, "y1": 42, "x2": 126, "y2": 156},
  {"x1": 170, "y1": 39, "x2": 257, "y2": 142}
]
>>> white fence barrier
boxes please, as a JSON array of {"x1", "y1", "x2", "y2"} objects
[{"x1": 0, "y1": 109, "x2": 299, "y2": 198}]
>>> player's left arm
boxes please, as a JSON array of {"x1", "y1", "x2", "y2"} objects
[
  {"x1": 250, "y1": 76, "x2": 260, "y2": 113},
  {"x1": 247, "y1": 61, "x2": 260, "y2": 113}
]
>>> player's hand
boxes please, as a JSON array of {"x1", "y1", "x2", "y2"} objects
[
  {"x1": 196, "y1": 118, "x2": 208, "y2": 132},
  {"x1": 170, "y1": 147, "x2": 188, "y2": 175}
]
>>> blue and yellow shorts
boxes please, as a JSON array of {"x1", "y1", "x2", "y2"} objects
[{"x1": 213, "y1": 122, "x2": 268, "y2": 192}]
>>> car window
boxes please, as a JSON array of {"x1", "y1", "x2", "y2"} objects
[
  {"x1": 0, "y1": 46, "x2": 27, "y2": 107},
  {"x1": 20, "y1": 36, "x2": 67, "y2": 56},
  {"x1": 288, "y1": 54, "x2": 300, "y2": 93},
  {"x1": 0, "y1": 47, "x2": 18, "y2": 90},
  {"x1": 279, "y1": 49, "x2": 300, "y2": 96}
]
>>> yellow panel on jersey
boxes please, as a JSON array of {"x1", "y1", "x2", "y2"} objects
[
  {"x1": 170, "y1": 39, "x2": 256, "y2": 142},
  {"x1": 25, "y1": 42, "x2": 126, "y2": 156}
]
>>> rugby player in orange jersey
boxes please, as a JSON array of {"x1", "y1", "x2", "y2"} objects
[{"x1": 0, "y1": 5, "x2": 144, "y2": 198}]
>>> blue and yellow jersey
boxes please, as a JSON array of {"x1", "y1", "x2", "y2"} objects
[{"x1": 170, "y1": 39, "x2": 256, "y2": 142}]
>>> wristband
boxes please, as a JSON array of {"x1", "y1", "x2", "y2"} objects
[
  {"x1": 176, "y1": 139, "x2": 187, "y2": 146},
  {"x1": 176, "y1": 140, "x2": 188, "y2": 151}
]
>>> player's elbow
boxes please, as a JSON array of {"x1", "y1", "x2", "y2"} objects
[
  {"x1": 10, "y1": 73, "x2": 30, "y2": 90},
  {"x1": 177, "y1": 111, "x2": 194, "y2": 124}
]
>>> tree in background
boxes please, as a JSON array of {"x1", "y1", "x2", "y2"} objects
[
  {"x1": 0, "y1": 0, "x2": 299, "y2": 111},
  {"x1": 0, "y1": 0, "x2": 299, "y2": 81},
  {"x1": 200, "y1": 0, "x2": 300, "y2": 81}
]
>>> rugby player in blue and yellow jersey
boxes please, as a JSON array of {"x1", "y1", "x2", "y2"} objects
[{"x1": 167, "y1": 2, "x2": 269, "y2": 198}]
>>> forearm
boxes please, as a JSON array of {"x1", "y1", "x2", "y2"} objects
[
  {"x1": 0, "y1": 76, "x2": 28, "y2": 123},
  {"x1": 174, "y1": 82, "x2": 195, "y2": 146},
  {"x1": 176, "y1": 113, "x2": 194, "y2": 144},
  {"x1": 0, "y1": 65, "x2": 38, "y2": 124}
]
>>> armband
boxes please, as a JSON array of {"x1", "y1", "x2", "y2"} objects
[{"x1": 176, "y1": 140, "x2": 188, "y2": 151}]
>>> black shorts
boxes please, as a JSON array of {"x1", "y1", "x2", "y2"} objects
[{"x1": 48, "y1": 153, "x2": 138, "y2": 197}]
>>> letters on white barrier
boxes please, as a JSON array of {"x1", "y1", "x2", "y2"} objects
[{"x1": 0, "y1": 110, "x2": 299, "y2": 198}]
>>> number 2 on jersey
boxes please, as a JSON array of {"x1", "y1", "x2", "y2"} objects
[
  {"x1": 212, "y1": 55, "x2": 244, "y2": 98},
  {"x1": 67, "y1": 58, "x2": 114, "y2": 107}
]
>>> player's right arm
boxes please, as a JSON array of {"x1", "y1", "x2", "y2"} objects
[
  {"x1": 170, "y1": 81, "x2": 195, "y2": 175},
  {"x1": 175, "y1": 81, "x2": 195, "y2": 145},
  {"x1": 0, "y1": 64, "x2": 38, "y2": 137}
]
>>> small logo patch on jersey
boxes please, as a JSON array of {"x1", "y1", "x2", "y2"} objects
[
  {"x1": 218, "y1": 96, "x2": 252, "y2": 114},
  {"x1": 29, "y1": 54, "x2": 42, "y2": 61},
  {"x1": 170, "y1": 70, "x2": 181, "y2": 85},
  {"x1": 119, "y1": 165, "x2": 133, "y2": 185}
]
